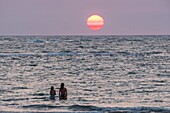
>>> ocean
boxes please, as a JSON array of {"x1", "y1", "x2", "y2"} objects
[{"x1": 0, "y1": 35, "x2": 170, "y2": 113}]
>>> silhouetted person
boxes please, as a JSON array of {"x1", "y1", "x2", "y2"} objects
[
  {"x1": 50, "y1": 86, "x2": 56, "y2": 100},
  {"x1": 59, "y1": 83, "x2": 67, "y2": 100}
]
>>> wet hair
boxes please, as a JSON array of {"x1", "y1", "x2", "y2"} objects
[
  {"x1": 60, "y1": 83, "x2": 64, "y2": 89},
  {"x1": 51, "y1": 86, "x2": 54, "y2": 90}
]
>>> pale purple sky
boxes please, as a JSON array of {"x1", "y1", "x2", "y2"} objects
[{"x1": 0, "y1": 0, "x2": 170, "y2": 35}]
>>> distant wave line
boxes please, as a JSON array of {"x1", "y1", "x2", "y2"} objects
[{"x1": 0, "y1": 52, "x2": 115, "y2": 57}]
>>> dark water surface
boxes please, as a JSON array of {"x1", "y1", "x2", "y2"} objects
[{"x1": 0, "y1": 35, "x2": 170, "y2": 112}]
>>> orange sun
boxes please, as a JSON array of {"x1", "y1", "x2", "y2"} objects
[{"x1": 87, "y1": 15, "x2": 104, "y2": 31}]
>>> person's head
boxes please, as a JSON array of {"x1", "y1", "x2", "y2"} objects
[
  {"x1": 51, "y1": 86, "x2": 54, "y2": 90},
  {"x1": 60, "y1": 83, "x2": 64, "y2": 89}
]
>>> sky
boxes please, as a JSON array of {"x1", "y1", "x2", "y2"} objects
[{"x1": 0, "y1": 0, "x2": 170, "y2": 35}]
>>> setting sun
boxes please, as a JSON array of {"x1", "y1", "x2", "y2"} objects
[{"x1": 87, "y1": 15, "x2": 104, "y2": 31}]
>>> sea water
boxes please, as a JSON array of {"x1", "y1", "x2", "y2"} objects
[{"x1": 0, "y1": 35, "x2": 170, "y2": 113}]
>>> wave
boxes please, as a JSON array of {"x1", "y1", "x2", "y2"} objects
[
  {"x1": 19, "y1": 104, "x2": 170, "y2": 112},
  {"x1": 1, "y1": 105, "x2": 170, "y2": 112},
  {"x1": 0, "y1": 51, "x2": 115, "y2": 57},
  {"x1": 0, "y1": 53, "x2": 35, "y2": 57},
  {"x1": 47, "y1": 51, "x2": 78, "y2": 56},
  {"x1": 32, "y1": 39, "x2": 44, "y2": 43}
]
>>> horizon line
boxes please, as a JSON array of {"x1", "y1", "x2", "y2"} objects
[{"x1": 0, "y1": 34, "x2": 170, "y2": 37}]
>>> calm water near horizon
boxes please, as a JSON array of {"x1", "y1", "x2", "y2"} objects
[{"x1": 0, "y1": 35, "x2": 170, "y2": 112}]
